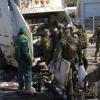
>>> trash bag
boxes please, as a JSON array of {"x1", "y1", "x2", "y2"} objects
[
  {"x1": 78, "y1": 65, "x2": 87, "y2": 88},
  {"x1": 48, "y1": 58, "x2": 71, "y2": 86}
]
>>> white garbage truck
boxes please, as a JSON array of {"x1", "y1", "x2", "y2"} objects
[
  {"x1": 0, "y1": 0, "x2": 33, "y2": 68},
  {"x1": 0, "y1": 0, "x2": 71, "y2": 68}
]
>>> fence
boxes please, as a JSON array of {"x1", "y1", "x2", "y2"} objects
[{"x1": 72, "y1": 16, "x2": 100, "y2": 33}]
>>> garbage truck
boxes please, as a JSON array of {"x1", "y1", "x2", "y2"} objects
[
  {"x1": 0, "y1": 0, "x2": 32, "y2": 68},
  {"x1": 0, "y1": 0, "x2": 72, "y2": 68}
]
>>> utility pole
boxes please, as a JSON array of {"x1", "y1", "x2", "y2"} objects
[{"x1": 93, "y1": 16, "x2": 95, "y2": 33}]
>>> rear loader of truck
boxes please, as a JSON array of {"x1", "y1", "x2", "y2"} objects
[
  {"x1": 0, "y1": 0, "x2": 32, "y2": 68},
  {"x1": 0, "y1": 0, "x2": 71, "y2": 68},
  {"x1": 16, "y1": 0, "x2": 72, "y2": 61}
]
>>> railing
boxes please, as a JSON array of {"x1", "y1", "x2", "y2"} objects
[{"x1": 72, "y1": 17, "x2": 100, "y2": 33}]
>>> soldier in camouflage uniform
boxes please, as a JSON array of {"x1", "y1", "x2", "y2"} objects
[
  {"x1": 14, "y1": 27, "x2": 36, "y2": 93},
  {"x1": 41, "y1": 27, "x2": 62, "y2": 66},
  {"x1": 84, "y1": 63, "x2": 100, "y2": 97},
  {"x1": 93, "y1": 25, "x2": 100, "y2": 62},
  {"x1": 77, "y1": 25, "x2": 88, "y2": 69},
  {"x1": 52, "y1": 24, "x2": 78, "y2": 100},
  {"x1": 84, "y1": 64, "x2": 100, "y2": 82},
  {"x1": 41, "y1": 29, "x2": 54, "y2": 65},
  {"x1": 78, "y1": 25, "x2": 87, "y2": 49}
]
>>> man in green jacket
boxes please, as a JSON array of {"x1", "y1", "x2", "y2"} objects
[{"x1": 14, "y1": 27, "x2": 36, "y2": 94}]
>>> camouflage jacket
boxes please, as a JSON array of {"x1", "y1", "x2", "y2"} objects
[
  {"x1": 93, "y1": 32, "x2": 100, "y2": 43},
  {"x1": 86, "y1": 64, "x2": 100, "y2": 82},
  {"x1": 53, "y1": 38, "x2": 77, "y2": 63}
]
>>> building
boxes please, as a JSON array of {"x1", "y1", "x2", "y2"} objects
[
  {"x1": 78, "y1": 0, "x2": 100, "y2": 31},
  {"x1": 79, "y1": 0, "x2": 100, "y2": 18}
]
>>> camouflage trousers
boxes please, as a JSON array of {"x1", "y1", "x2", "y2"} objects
[
  {"x1": 65, "y1": 62, "x2": 78, "y2": 100},
  {"x1": 95, "y1": 42, "x2": 100, "y2": 61}
]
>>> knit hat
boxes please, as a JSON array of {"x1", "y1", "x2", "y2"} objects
[{"x1": 19, "y1": 27, "x2": 28, "y2": 33}]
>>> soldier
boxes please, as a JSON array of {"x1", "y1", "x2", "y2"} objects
[
  {"x1": 84, "y1": 63, "x2": 100, "y2": 97},
  {"x1": 93, "y1": 25, "x2": 100, "y2": 62},
  {"x1": 77, "y1": 24, "x2": 88, "y2": 69},
  {"x1": 64, "y1": 28, "x2": 72, "y2": 43},
  {"x1": 52, "y1": 24, "x2": 77, "y2": 100},
  {"x1": 51, "y1": 27, "x2": 59, "y2": 48},
  {"x1": 14, "y1": 27, "x2": 36, "y2": 94},
  {"x1": 41, "y1": 29, "x2": 54, "y2": 65}
]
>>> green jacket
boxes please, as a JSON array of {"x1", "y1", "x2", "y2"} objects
[{"x1": 14, "y1": 35, "x2": 31, "y2": 64}]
